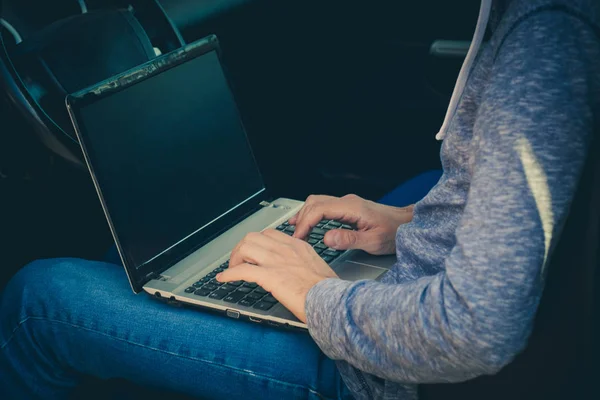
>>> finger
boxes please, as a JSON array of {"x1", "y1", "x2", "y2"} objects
[
  {"x1": 304, "y1": 194, "x2": 333, "y2": 206},
  {"x1": 216, "y1": 263, "x2": 268, "y2": 284},
  {"x1": 229, "y1": 239, "x2": 272, "y2": 268},
  {"x1": 294, "y1": 200, "x2": 361, "y2": 240},
  {"x1": 323, "y1": 229, "x2": 367, "y2": 251},
  {"x1": 248, "y1": 231, "x2": 290, "y2": 249},
  {"x1": 288, "y1": 213, "x2": 299, "y2": 225},
  {"x1": 291, "y1": 195, "x2": 333, "y2": 227},
  {"x1": 262, "y1": 228, "x2": 296, "y2": 244},
  {"x1": 228, "y1": 236, "x2": 249, "y2": 268},
  {"x1": 293, "y1": 202, "x2": 331, "y2": 239}
]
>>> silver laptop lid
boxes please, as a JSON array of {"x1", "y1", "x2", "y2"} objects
[{"x1": 66, "y1": 35, "x2": 269, "y2": 292}]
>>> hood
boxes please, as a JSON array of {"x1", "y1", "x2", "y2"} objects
[{"x1": 435, "y1": 0, "x2": 493, "y2": 140}]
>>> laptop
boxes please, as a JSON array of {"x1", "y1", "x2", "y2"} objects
[{"x1": 66, "y1": 35, "x2": 396, "y2": 329}]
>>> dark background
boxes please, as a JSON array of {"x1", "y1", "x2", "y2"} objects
[{"x1": 0, "y1": 0, "x2": 479, "y2": 288}]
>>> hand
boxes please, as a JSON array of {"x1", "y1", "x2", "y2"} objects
[
  {"x1": 216, "y1": 229, "x2": 338, "y2": 323},
  {"x1": 290, "y1": 194, "x2": 414, "y2": 255}
]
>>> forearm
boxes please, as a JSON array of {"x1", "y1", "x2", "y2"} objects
[{"x1": 305, "y1": 267, "x2": 535, "y2": 384}]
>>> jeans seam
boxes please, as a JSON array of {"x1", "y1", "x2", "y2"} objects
[
  {"x1": 0, "y1": 316, "x2": 32, "y2": 350},
  {"x1": 2, "y1": 316, "x2": 335, "y2": 400}
]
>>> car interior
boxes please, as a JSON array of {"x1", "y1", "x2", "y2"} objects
[{"x1": 0, "y1": 0, "x2": 598, "y2": 399}]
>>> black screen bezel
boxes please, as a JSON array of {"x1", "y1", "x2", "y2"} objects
[{"x1": 66, "y1": 35, "x2": 271, "y2": 293}]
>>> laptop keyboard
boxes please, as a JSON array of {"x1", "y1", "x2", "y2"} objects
[{"x1": 183, "y1": 220, "x2": 354, "y2": 311}]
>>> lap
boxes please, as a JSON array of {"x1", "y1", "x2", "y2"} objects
[
  {"x1": 1, "y1": 171, "x2": 441, "y2": 398},
  {"x1": 1, "y1": 259, "x2": 347, "y2": 400}
]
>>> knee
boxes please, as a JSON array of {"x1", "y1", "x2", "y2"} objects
[
  {"x1": 8, "y1": 258, "x2": 82, "y2": 291},
  {"x1": 2, "y1": 258, "x2": 87, "y2": 321}
]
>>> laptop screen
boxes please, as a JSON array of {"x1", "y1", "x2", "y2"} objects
[{"x1": 75, "y1": 50, "x2": 265, "y2": 269}]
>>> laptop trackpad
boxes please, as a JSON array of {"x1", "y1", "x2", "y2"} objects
[{"x1": 334, "y1": 261, "x2": 387, "y2": 281}]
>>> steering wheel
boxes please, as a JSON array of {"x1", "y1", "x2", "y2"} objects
[{"x1": 0, "y1": 0, "x2": 185, "y2": 166}]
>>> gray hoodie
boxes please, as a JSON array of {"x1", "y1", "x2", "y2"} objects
[{"x1": 304, "y1": 0, "x2": 600, "y2": 399}]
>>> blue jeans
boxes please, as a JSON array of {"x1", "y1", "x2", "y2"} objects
[
  {"x1": 0, "y1": 259, "x2": 350, "y2": 399},
  {"x1": 0, "y1": 171, "x2": 441, "y2": 399}
]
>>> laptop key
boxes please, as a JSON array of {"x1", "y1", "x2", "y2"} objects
[
  {"x1": 228, "y1": 280, "x2": 243, "y2": 287},
  {"x1": 276, "y1": 225, "x2": 285, "y2": 231},
  {"x1": 323, "y1": 249, "x2": 342, "y2": 257},
  {"x1": 314, "y1": 247, "x2": 325, "y2": 255},
  {"x1": 237, "y1": 287, "x2": 253, "y2": 294},
  {"x1": 321, "y1": 255, "x2": 335, "y2": 263},
  {"x1": 253, "y1": 301, "x2": 275, "y2": 311},
  {"x1": 223, "y1": 291, "x2": 246, "y2": 304},
  {"x1": 285, "y1": 226, "x2": 296, "y2": 233},
  {"x1": 283, "y1": 230, "x2": 293, "y2": 236},
  {"x1": 208, "y1": 289, "x2": 229, "y2": 300},
  {"x1": 209, "y1": 279, "x2": 224, "y2": 286},
  {"x1": 194, "y1": 289, "x2": 211, "y2": 297},
  {"x1": 262, "y1": 295, "x2": 277, "y2": 304},
  {"x1": 242, "y1": 282, "x2": 258, "y2": 289},
  {"x1": 316, "y1": 223, "x2": 324, "y2": 228},
  {"x1": 329, "y1": 221, "x2": 342, "y2": 227},
  {"x1": 245, "y1": 292, "x2": 263, "y2": 300},
  {"x1": 309, "y1": 233, "x2": 324, "y2": 240},
  {"x1": 192, "y1": 282, "x2": 204, "y2": 288},
  {"x1": 185, "y1": 287, "x2": 196, "y2": 293},
  {"x1": 239, "y1": 298, "x2": 257, "y2": 307},
  {"x1": 220, "y1": 284, "x2": 237, "y2": 292},
  {"x1": 314, "y1": 242, "x2": 327, "y2": 250},
  {"x1": 308, "y1": 238, "x2": 318, "y2": 245},
  {"x1": 322, "y1": 225, "x2": 333, "y2": 231},
  {"x1": 310, "y1": 228, "x2": 327, "y2": 236},
  {"x1": 203, "y1": 283, "x2": 218, "y2": 291},
  {"x1": 254, "y1": 287, "x2": 268, "y2": 295},
  {"x1": 341, "y1": 224, "x2": 353, "y2": 230}
]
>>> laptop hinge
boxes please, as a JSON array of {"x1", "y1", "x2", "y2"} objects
[
  {"x1": 260, "y1": 200, "x2": 290, "y2": 210},
  {"x1": 145, "y1": 272, "x2": 168, "y2": 282}
]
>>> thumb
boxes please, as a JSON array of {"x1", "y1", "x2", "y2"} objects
[
  {"x1": 323, "y1": 229, "x2": 364, "y2": 250},
  {"x1": 216, "y1": 264, "x2": 265, "y2": 284}
]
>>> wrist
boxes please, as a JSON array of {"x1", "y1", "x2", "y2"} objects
[
  {"x1": 392, "y1": 204, "x2": 414, "y2": 224},
  {"x1": 305, "y1": 278, "x2": 354, "y2": 359}
]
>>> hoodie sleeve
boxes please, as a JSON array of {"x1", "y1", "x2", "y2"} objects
[{"x1": 305, "y1": 11, "x2": 597, "y2": 384}]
